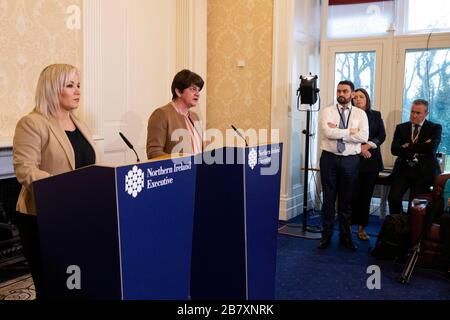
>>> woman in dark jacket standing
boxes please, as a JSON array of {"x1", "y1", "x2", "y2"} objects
[{"x1": 352, "y1": 88, "x2": 386, "y2": 241}]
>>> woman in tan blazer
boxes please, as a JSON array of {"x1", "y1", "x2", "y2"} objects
[
  {"x1": 146, "y1": 69, "x2": 204, "y2": 159},
  {"x1": 13, "y1": 64, "x2": 99, "y2": 299}
]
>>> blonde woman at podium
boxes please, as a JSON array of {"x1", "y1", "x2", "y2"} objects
[
  {"x1": 146, "y1": 69, "x2": 204, "y2": 160},
  {"x1": 13, "y1": 64, "x2": 99, "y2": 299}
]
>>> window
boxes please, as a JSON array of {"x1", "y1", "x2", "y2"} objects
[
  {"x1": 334, "y1": 51, "x2": 376, "y2": 99},
  {"x1": 321, "y1": 1, "x2": 450, "y2": 168},
  {"x1": 327, "y1": 1, "x2": 394, "y2": 38},
  {"x1": 405, "y1": 0, "x2": 450, "y2": 33},
  {"x1": 402, "y1": 47, "x2": 450, "y2": 154},
  {"x1": 327, "y1": 0, "x2": 450, "y2": 37},
  {"x1": 324, "y1": 43, "x2": 382, "y2": 109}
]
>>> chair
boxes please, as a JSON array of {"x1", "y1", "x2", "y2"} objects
[{"x1": 410, "y1": 173, "x2": 450, "y2": 268}]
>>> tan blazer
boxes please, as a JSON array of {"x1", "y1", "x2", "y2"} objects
[
  {"x1": 146, "y1": 103, "x2": 202, "y2": 159},
  {"x1": 13, "y1": 111, "x2": 99, "y2": 215}
]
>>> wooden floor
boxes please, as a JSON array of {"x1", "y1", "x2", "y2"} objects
[{"x1": 0, "y1": 274, "x2": 35, "y2": 300}]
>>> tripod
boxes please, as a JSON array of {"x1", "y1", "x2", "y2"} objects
[
  {"x1": 278, "y1": 75, "x2": 321, "y2": 239},
  {"x1": 399, "y1": 199, "x2": 438, "y2": 284}
]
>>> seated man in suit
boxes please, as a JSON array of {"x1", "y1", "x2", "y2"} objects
[{"x1": 388, "y1": 99, "x2": 442, "y2": 215}]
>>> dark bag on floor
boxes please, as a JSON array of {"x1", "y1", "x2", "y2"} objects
[{"x1": 371, "y1": 213, "x2": 411, "y2": 261}]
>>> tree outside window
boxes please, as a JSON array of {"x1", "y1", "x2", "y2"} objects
[
  {"x1": 334, "y1": 51, "x2": 376, "y2": 103},
  {"x1": 402, "y1": 48, "x2": 450, "y2": 157}
]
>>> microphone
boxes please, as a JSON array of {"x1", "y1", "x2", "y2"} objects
[
  {"x1": 119, "y1": 132, "x2": 140, "y2": 163},
  {"x1": 231, "y1": 125, "x2": 248, "y2": 147}
]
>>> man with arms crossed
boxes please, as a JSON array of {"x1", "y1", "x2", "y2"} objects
[
  {"x1": 388, "y1": 99, "x2": 442, "y2": 215},
  {"x1": 318, "y1": 80, "x2": 369, "y2": 251}
]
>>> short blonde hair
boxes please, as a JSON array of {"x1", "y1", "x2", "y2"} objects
[{"x1": 34, "y1": 64, "x2": 79, "y2": 117}]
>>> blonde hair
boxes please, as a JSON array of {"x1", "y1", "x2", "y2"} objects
[{"x1": 34, "y1": 64, "x2": 79, "y2": 117}]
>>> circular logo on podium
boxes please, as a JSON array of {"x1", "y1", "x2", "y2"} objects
[
  {"x1": 125, "y1": 165, "x2": 145, "y2": 198},
  {"x1": 248, "y1": 148, "x2": 258, "y2": 170}
]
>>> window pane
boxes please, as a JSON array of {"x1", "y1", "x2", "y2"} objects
[
  {"x1": 407, "y1": 0, "x2": 450, "y2": 32},
  {"x1": 334, "y1": 51, "x2": 376, "y2": 102},
  {"x1": 327, "y1": 1, "x2": 394, "y2": 38},
  {"x1": 402, "y1": 48, "x2": 450, "y2": 154}
]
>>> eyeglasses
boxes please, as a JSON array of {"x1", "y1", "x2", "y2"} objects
[{"x1": 188, "y1": 86, "x2": 201, "y2": 93}]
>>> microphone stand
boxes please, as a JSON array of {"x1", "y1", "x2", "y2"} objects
[
  {"x1": 119, "y1": 132, "x2": 140, "y2": 163},
  {"x1": 130, "y1": 148, "x2": 140, "y2": 163},
  {"x1": 231, "y1": 125, "x2": 249, "y2": 147}
]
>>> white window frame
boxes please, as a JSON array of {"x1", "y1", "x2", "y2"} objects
[
  {"x1": 320, "y1": 28, "x2": 450, "y2": 168},
  {"x1": 393, "y1": 33, "x2": 450, "y2": 127},
  {"x1": 313, "y1": 2, "x2": 450, "y2": 191},
  {"x1": 398, "y1": 0, "x2": 450, "y2": 35},
  {"x1": 322, "y1": 39, "x2": 384, "y2": 109},
  {"x1": 319, "y1": 1, "x2": 450, "y2": 168}
]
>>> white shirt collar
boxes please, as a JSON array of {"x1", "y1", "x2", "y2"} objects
[
  {"x1": 412, "y1": 119, "x2": 426, "y2": 128},
  {"x1": 337, "y1": 103, "x2": 351, "y2": 110}
]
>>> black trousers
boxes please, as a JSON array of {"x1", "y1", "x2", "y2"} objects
[
  {"x1": 352, "y1": 170, "x2": 379, "y2": 227},
  {"x1": 388, "y1": 165, "x2": 432, "y2": 215},
  {"x1": 320, "y1": 151, "x2": 359, "y2": 240},
  {"x1": 14, "y1": 212, "x2": 47, "y2": 300}
]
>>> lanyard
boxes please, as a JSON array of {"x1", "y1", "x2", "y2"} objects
[{"x1": 336, "y1": 105, "x2": 352, "y2": 129}]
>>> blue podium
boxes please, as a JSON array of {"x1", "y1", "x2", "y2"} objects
[
  {"x1": 33, "y1": 156, "x2": 196, "y2": 300},
  {"x1": 191, "y1": 143, "x2": 282, "y2": 300}
]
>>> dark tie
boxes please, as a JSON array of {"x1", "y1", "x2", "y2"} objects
[
  {"x1": 337, "y1": 107, "x2": 347, "y2": 153},
  {"x1": 412, "y1": 124, "x2": 420, "y2": 143}
]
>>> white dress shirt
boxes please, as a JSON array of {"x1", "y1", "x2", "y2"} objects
[{"x1": 319, "y1": 104, "x2": 369, "y2": 156}]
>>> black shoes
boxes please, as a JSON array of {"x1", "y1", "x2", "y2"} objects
[
  {"x1": 318, "y1": 233, "x2": 358, "y2": 251},
  {"x1": 340, "y1": 238, "x2": 358, "y2": 251},
  {"x1": 318, "y1": 236, "x2": 332, "y2": 249}
]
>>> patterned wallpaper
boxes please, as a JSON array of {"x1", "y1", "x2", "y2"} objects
[
  {"x1": 207, "y1": 0, "x2": 273, "y2": 139},
  {"x1": 0, "y1": 0, "x2": 83, "y2": 142}
]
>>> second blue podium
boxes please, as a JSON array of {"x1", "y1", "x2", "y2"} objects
[{"x1": 191, "y1": 144, "x2": 282, "y2": 300}]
